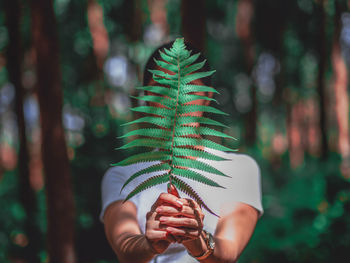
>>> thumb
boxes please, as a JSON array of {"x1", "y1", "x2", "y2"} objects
[{"x1": 167, "y1": 183, "x2": 180, "y2": 198}]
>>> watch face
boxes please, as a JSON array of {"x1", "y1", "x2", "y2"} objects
[{"x1": 208, "y1": 233, "x2": 215, "y2": 249}]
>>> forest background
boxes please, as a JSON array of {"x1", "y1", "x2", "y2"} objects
[{"x1": 0, "y1": 0, "x2": 349, "y2": 262}]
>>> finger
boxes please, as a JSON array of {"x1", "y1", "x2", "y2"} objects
[
  {"x1": 157, "y1": 193, "x2": 184, "y2": 208},
  {"x1": 159, "y1": 216, "x2": 199, "y2": 228},
  {"x1": 156, "y1": 205, "x2": 195, "y2": 218},
  {"x1": 147, "y1": 230, "x2": 170, "y2": 241},
  {"x1": 166, "y1": 226, "x2": 201, "y2": 239}
]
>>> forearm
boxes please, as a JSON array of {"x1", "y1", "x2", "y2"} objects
[{"x1": 109, "y1": 232, "x2": 157, "y2": 263}]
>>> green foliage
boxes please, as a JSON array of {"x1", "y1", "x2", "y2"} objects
[{"x1": 117, "y1": 38, "x2": 235, "y2": 215}]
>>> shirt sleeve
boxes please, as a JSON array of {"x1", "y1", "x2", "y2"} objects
[{"x1": 227, "y1": 153, "x2": 263, "y2": 216}]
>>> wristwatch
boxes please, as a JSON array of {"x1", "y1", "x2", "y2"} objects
[{"x1": 189, "y1": 230, "x2": 215, "y2": 261}]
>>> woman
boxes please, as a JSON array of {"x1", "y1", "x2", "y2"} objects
[{"x1": 100, "y1": 41, "x2": 263, "y2": 263}]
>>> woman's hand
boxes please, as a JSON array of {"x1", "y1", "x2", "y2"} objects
[
  {"x1": 155, "y1": 198, "x2": 205, "y2": 241},
  {"x1": 145, "y1": 192, "x2": 184, "y2": 254}
]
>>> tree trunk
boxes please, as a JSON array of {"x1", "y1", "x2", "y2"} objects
[
  {"x1": 5, "y1": 1, "x2": 40, "y2": 261},
  {"x1": 332, "y1": 1, "x2": 350, "y2": 173},
  {"x1": 30, "y1": 0, "x2": 76, "y2": 262},
  {"x1": 181, "y1": 0, "x2": 206, "y2": 52},
  {"x1": 87, "y1": 0, "x2": 109, "y2": 72},
  {"x1": 123, "y1": 0, "x2": 143, "y2": 43},
  {"x1": 316, "y1": 0, "x2": 329, "y2": 159},
  {"x1": 236, "y1": 0, "x2": 257, "y2": 146}
]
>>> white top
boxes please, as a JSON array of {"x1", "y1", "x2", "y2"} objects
[{"x1": 100, "y1": 149, "x2": 263, "y2": 263}]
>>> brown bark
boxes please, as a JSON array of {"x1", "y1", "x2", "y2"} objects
[
  {"x1": 5, "y1": 1, "x2": 40, "y2": 261},
  {"x1": 316, "y1": 0, "x2": 329, "y2": 159},
  {"x1": 180, "y1": 0, "x2": 206, "y2": 52},
  {"x1": 30, "y1": 0, "x2": 76, "y2": 262},
  {"x1": 236, "y1": 0, "x2": 257, "y2": 146},
  {"x1": 87, "y1": 0, "x2": 109, "y2": 71},
  {"x1": 123, "y1": 0, "x2": 143, "y2": 42},
  {"x1": 332, "y1": 2, "x2": 350, "y2": 174}
]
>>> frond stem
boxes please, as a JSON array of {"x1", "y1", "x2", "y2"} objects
[{"x1": 168, "y1": 55, "x2": 181, "y2": 185}]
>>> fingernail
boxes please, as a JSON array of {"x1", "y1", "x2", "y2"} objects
[
  {"x1": 156, "y1": 208, "x2": 162, "y2": 213},
  {"x1": 160, "y1": 217, "x2": 166, "y2": 222}
]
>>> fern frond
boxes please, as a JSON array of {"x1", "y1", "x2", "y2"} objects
[
  {"x1": 172, "y1": 168, "x2": 224, "y2": 188},
  {"x1": 181, "y1": 60, "x2": 206, "y2": 76},
  {"x1": 136, "y1": 85, "x2": 177, "y2": 98},
  {"x1": 124, "y1": 173, "x2": 169, "y2": 202},
  {"x1": 118, "y1": 138, "x2": 171, "y2": 150},
  {"x1": 171, "y1": 177, "x2": 219, "y2": 217},
  {"x1": 174, "y1": 137, "x2": 235, "y2": 153},
  {"x1": 148, "y1": 70, "x2": 178, "y2": 80},
  {"x1": 113, "y1": 151, "x2": 171, "y2": 166},
  {"x1": 179, "y1": 53, "x2": 200, "y2": 68},
  {"x1": 173, "y1": 147, "x2": 228, "y2": 161},
  {"x1": 117, "y1": 38, "x2": 238, "y2": 216},
  {"x1": 172, "y1": 156, "x2": 229, "y2": 177},
  {"x1": 177, "y1": 116, "x2": 228, "y2": 128},
  {"x1": 130, "y1": 106, "x2": 174, "y2": 118},
  {"x1": 119, "y1": 128, "x2": 171, "y2": 140},
  {"x1": 130, "y1": 95, "x2": 175, "y2": 108},
  {"x1": 121, "y1": 162, "x2": 170, "y2": 192},
  {"x1": 175, "y1": 126, "x2": 236, "y2": 140},
  {"x1": 178, "y1": 104, "x2": 229, "y2": 116},
  {"x1": 179, "y1": 94, "x2": 218, "y2": 104},
  {"x1": 153, "y1": 59, "x2": 178, "y2": 72},
  {"x1": 181, "y1": 85, "x2": 219, "y2": 94},
  {"x1": 121, "y1": 116, "x2": 171, "y2": 129}
]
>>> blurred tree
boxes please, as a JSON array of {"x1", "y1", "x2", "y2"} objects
[
  {"x1": 4, "y1": 0, "x2": 40, "y2": 261},
  {"x1": 236, "y1": 0, "x2": 256, "y2": 146},
  {"x1": 181, "y1": 0, "x2": 206, "y2": 52},
  {"x1": 30, "y1": 0, "x2": 76, "y2": 262},
  {"x1": 316, "y1": 0, "x2": 329, "y2": 159},
  {"x1": 87, "y1": 0, "x2": 109, "y2": 75},
  {"x1": 331, "y1": 0, "x2": 350, "y2": 173},
  {"x1": 123, "y1": 0, "x2": 143, "y2": 42}
]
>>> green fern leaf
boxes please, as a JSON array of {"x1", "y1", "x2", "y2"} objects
[
  {"x1": 181, "y1": 85, "x2": 219, "y2": 94},
  {"x1": 117, "y1": 38, "x2": 238, "y2": 216},
  {"x1": 173, "y1": 147, "x2": 228, "y2": 161},
  {"x1": 174, "y1": 137, "x2": 235, "y2": 152},
  {"x1": 172, "y1": 156, "x2": 229, "y2": 177},
  {"x1": 119, "y1": 128, "x2": 171, "y2": 140},
  {"x1": 136, "y1": 85, "x2": 178, "y2": 98},
  {"x1": 178, "y1": 94, "x2": 218, "y2": 104},
  {"x1": 181, "y1": 60, "x2": 206, "y2": 76},
  {"x1": 121, "y1": 162, "x2": 170, "y2": 192},
  {"x1": 130, "y1": 95, "x2": 175, "y2": 108},
  {"x1": 172, "y1": 168, "x2": 224, "y2": 188},
  {"x1": 175, "y1": 126, "x2": 236, "y2": 140},
  {"x1": 178, "y1": 104, "x2": 229, "y2": 116},
  {"x1": 171, "y1": 177, "x2": 219, "y2": 217},
  {"x1": 179, "y1": 52, "x2": 200, "y2": 68},
  {"x1": 118, "y1": 138, "x2": 171, "y2": 150},
  {"x1": 121, "y1": 116, "x2": 171, "y2": 129},
  {"x1": 181, "y1": 70, "x2": 216, "y2": 85},
  {"x1": 130, "y1": 106, "x2": 175, "y2": 118},
  {"x1": 148, "y1": 69, "x2": 178, "y2": 80},
  {"x1": 113, "y1": 151, "x2": 171, "y2": 166},
  {"x1": 153, "y1": 58, "x2": 178, "y2": 72},
  {"x1": 124, "y1": 173, "x2": 169, "y2": 202},
  {"x1": 177, "y1": 116, "x2": 228, "y2": 128}
]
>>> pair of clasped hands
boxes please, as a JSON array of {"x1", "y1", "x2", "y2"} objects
[{"x1": 145, "y1": 184, "x2": 205, "y2": 254}]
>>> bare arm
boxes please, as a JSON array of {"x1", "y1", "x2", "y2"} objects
[
  {"x1": 103, "y1": 193, "x2": 183, "y2": 263},
  {"x1": 103, "y1": 200, "x2": 156, "y2": 263}
]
